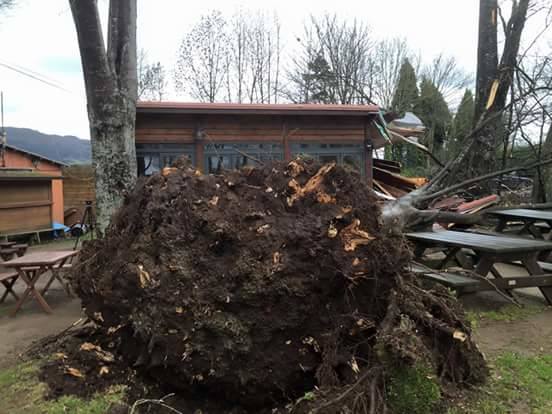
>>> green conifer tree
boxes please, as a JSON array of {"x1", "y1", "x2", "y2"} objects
[
  {"x1": 413, "y1": 78, "x2": 451, "y2": 171},
  {"x1": 386, "y1": 59, "x2": 419, "y2": 164},
  {"x1": 450, "y1": 89, "x2": 475, "y2": 159}
]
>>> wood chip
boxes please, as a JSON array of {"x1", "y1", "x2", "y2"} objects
[
  {"x1": 340, "y1": 219, "x2": 375, "y2": 252},
  {"x1": 137, "y1": 264, "x2": 151, "y2": 288},
  {"x1": 287, "y1": 164, "x2": 337, "y2": 207},
  {"x1": 162, "y1": 167, "x2": 178, "y2": 176},
  {"x1": 99, "y1": 366, "x2": 110, "y2": 376},
  {"x1": 66, "y1": 367, "x2": 85, "y2": 378},
  {"x1": 208, "y1": 196, "x2": 219, "y2": 206}
]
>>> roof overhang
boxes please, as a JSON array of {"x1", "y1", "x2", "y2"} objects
[
  {"x1": 137, "y1": 102, "x2": 380, "y2": 117},
  {"x1": 0, "y1": 169, "x2": 64, "y2": 181},
  {"x1": 3, "y1": 144, "x2": 68, "y2": 167}
]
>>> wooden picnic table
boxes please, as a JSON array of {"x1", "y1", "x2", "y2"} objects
[
  {"x1": 2, "y1": 250, "x2": 78, "y2": 316},
  {"x1": 486, "y1": 209, "x2": 552, "y2": 239},
  {"x1": 406, "y1": 230, "x2": 552, "y2": 304},
  {"x1": 0, "y1": 241, "x2": 16, "y2": 248}
]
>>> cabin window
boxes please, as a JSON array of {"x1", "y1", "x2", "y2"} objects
[
  {"x1": 204, "y1": 143, "x2": 283, "y2": 174},
  {"x1": 290, "y1": 143, "x2": 365, "y2": 175},
  {"x1": 136, "y1": 144, "x2": 195, "y2": 176}
]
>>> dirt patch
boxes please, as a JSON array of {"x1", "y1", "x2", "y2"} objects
[
  {"x1": 474, "y1": 308, "x2": 552, "y2": 357},
  {"x1": 41, "y1": 159, "x2": 486, "y2": 413}
]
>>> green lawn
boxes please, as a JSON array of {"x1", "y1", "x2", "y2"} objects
[
  {"x1": 0, "y1": 360, "x2": 126, "y2": 414},
  {"x1": 449, "y1": 352, "x2": 552, "y2": 414}
]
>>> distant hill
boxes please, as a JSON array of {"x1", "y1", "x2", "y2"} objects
[{"x1": 4, "y1": 127, "x2": 91, "y2": 165}]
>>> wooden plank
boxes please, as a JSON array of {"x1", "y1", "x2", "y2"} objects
[
  {"x1": 406, "y1": 230, "x2": 552, "y2": 254},
  {"x1": 0, "y1": 200, "x2": 53, "y2": 209},
  {"x1": 3, "y1": 250, "x2": 78, "y2": 267},
  {"x1": 0, "y1": 181, "x2": 51, "y2": 204},
  {"x1": 487, "y1": 209, "x2": 552, "y2": 222},
  {"x1": 0, "y1": 205, "x2": 52, "y2": 233},
  {"x1": 135, "y1": 136, "x2": 195, "y2": 144},
  {"x1": 419, "y1": 272, "x2": 479, "y2": 288}
]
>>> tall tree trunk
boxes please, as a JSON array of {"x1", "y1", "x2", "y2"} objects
[
  {"x1": 469, "y1": 0, "x2": 499, "y2": 178},
  {"x1": 474, "y1": 0, "x2": 498, "y2": 122},
  {"x1": 534, "y1": 124, "x2": 552, "y2": 202},
  {"x1": 449, "y1": 0, "x2": 529, "y2": 184},
  {"x1": 69, "y1": 0, "x2": 138, "y2": 235}
]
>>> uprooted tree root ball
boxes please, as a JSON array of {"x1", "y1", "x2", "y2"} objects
[{"x1": 54, "y1": 159, "x2": 487, "y2": 413}]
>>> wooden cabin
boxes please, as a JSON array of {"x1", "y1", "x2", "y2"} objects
[
  {"x1": 135, "y1": 102, "x2": 392, "y2": 187},
  {"x1": 0, "y1": 144, "x2": 65, "y2": 237}
]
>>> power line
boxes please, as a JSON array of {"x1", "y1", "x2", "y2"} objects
[
  {"x1": 1, "y1": 59, "x2": 63, "y2": 85},
  {"x1": 0, "y1": 60, "x2": 72, "y2": 93}
]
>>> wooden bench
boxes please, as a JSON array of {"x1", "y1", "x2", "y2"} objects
[
  {"x1": 1, "y1": 227, "x2": 56, "y2": 244},
  {"x1": 407, "y1": 231, "x2": 552, "y2": 304},
  {"x1": 0, "y1": 248, "x2": 17, "y2": 261},
  {"x1": 0, "y1": 270, "x2": 19, "y2": 304},
  {"x1": 410, "y1": 262, "x2": 552, "y2": 295},
  {"x1": 13, "y1": 244, "x2": 28, "y2": 257}
]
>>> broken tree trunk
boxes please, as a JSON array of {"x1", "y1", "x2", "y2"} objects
[
  {"x1": 466, "y1": 0, "x2": 529, "y2": 179},
  {"x1": 69, "y1": 0, "x2": 138, "y2": 234}
]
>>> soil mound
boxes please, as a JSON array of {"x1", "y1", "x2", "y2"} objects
[{"x1": 67, "y1": 159, "x2": 486, "y2": 412}]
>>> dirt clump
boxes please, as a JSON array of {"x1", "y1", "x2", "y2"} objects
[{"x1": 57, "y1": 159, "x2": 486, "y2": 412}]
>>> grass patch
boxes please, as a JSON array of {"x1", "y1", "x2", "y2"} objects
[
  {"x1": 386, "y1": 364, "x2": 441, "y2": 414},
  {"x1": 466, "y1": 304, "x2": 546, "y2": 328},
  {"x1": 0, "y1": 360, "x2": 126, "y2": 414},
  {"x1": 448, "y1": 352, "x2": 552, "y2": 413}
]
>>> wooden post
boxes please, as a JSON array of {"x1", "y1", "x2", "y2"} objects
[
  {"x1": 364, "y1": 121, "x2": 374, "y2": 188},
  {"x1": 282, "y1": 119, "x2": 291, "y2": 161},
  {"x1": 194, "y1": 119, "x2": 205, "y2": 172}
]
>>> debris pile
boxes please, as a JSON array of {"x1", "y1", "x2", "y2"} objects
[{"x1": 59, "y1": 159, "x2": 486, "y2": 412}]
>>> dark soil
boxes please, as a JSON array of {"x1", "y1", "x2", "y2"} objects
[{"x1": 41, "y1": 159, "x2": 487, "y2": 413}]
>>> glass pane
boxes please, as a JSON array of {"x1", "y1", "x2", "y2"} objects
[
  {"x1": 343, "y1": 154, "x2": 361, "y2": 172},
  {"x1": 319, "y1": 155, "x2": 338, "y2": 164},
  {"x1": 207, "y1": 155, "x2": 231, "y2": 173},
  {"x1": 234, "y1": 155, "x2": 249, "y2": 169},
  {"x1": 138, "y1": 154, "x2": 160, "y2": 176}
]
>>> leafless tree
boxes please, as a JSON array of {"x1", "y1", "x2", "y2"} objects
[
  {"x1": 69, "y1": 0, "x2": 138, "y2": 234},
  {"x1": 287, "y1": 14, "x2": 375, "y2": 105},
  {"x1": 223, "y1": 10, "x2": 282, "y2": 104},
  {"x1": 422, "y1": 53, "x2": 473, "y2": 103},
  {"x1": 138, "y1": 50, "x2": 167, "y2": 101},
  {"x1": 175, "y1": 10, "x2": 228, "y2": 102},
  {"x1": 371, "y1": 38, "x2": 414, "y2": 109}
]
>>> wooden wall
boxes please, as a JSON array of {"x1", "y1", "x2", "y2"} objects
[
  {"x1": 0, "y1": 181, "x2": 52, "y2": 233},
  {"x1": 136, "y1": 114, "x2": 367, "y2": 144},
  {"x1": 1, "y1": 147, "x2": 65, "y2": 227},
  {"x1": 63, "y1": 165, "x2": 95, "y2": 227}
]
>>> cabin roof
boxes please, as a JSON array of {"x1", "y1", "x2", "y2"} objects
[{"x1": 137, "y1": 101, "x2": 381, "y2": 117}]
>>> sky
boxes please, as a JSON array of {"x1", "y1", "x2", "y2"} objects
[{"x1": 0, "y1": 0, "x2": 484, "y2": 140}]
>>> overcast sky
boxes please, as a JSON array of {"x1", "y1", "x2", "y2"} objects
[{"x1": 0, "y1": 0, "x2": 483, "y2": 139}]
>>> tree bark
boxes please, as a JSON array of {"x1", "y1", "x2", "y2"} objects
[
  {"x1": 70, "y1": 0, "x2": 137, "y2": 235},
  {"x1": 448, "y1": 0, "x2": 528, "y2": 183},
  {"x1": 474, "y1": 0, "x2": 498, "y2": 122},
  {"x1": 534, "y1": 124, "x2": 552, "y2": 202}
]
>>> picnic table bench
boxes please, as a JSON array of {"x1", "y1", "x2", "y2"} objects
[
  {"x1": 406, "y1": 230, "x2": 552, "y2": 304},
  {"x1": 0, "y1": 248, "x2": 17, "y2": 261},
  {"x1": 486, "y1": 209, "x2": 552, "y2": 239},
  {"x1": 3, "y1": 250, "x2": 78, "y2": 316}
]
